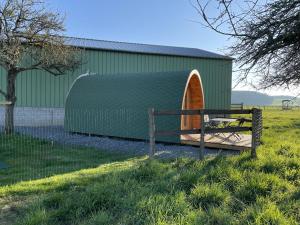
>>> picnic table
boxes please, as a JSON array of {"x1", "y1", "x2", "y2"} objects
[
  {"x1": 210, "y1": 117, "x2": 238, "y2": 125},
  {"x1": 209, "y1": 117, "x2": 241, "y2": 140}
]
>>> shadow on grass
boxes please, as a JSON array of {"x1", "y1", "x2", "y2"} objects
[
  {"x1": 0, "y1": 132, "x2": 241, "y2": 186},
  {"x1": 0, "y1": 134, "x2": 137, "y2": 186}
]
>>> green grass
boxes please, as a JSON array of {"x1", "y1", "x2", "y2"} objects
[
  {"x1": 0, "y1": 135, "x2": 134, "y2": 185},
  {"x1": 0, "y1": 108, "x2": 299, "y2": 225}
]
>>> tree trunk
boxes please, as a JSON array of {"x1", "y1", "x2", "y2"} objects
[
  {"x1": 5, "y1": 103, "x2": 15, "y2": 134},
  {"x1": 4, "y1": 70, "x2": 17, "y2": 135}
]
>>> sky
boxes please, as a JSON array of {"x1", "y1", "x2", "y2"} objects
[{"x1": 45, "y1": 0, "x2": 298, "y2": 97}]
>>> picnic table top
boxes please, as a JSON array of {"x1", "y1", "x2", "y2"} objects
[{"x1": 210, "y1": 118, "x2": 238, "y2": 123}]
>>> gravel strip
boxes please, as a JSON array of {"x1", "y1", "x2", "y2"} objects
[{"x1": 1, "y1": 126, "x2": 238, "y2": 159}]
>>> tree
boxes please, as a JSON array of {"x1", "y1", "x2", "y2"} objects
[
  {"x1": 0, "y1": 0, "x2": 81, "y2": 134},
  {"x1": 193, "y1": 0, "x2": 300, "y2": 89}
]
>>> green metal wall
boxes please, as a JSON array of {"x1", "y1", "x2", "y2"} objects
[{"x1": 0, "y1": 49, "x2": 232, "y2": 109}]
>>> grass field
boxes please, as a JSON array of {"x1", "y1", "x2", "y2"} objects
[{"x1": 0, "y1": 108, "x2": 299, "y2": 225}]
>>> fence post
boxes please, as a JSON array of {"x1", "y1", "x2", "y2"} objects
[
  {"x1": 251, "y1": 108, "x2": 262, "y2": 159},
  {"x1": 148, "y1": 108, "x2": 155, "y2": 158},
  {"x1": 199, "y1": 110, "x2": 205, "y2": 160}
]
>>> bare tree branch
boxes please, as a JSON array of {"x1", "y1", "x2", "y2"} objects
[
  {"x1": 0, "y1": 0, "x2": 82, "y2": 134},
  {"x1": 193, "y1": 0, "x2": 300, "y2": 89},
  {"x1": 0, "y1": 0, "x2": 81, "y2": 73}
]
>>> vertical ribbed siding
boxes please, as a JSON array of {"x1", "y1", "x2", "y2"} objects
[
  {"x1": 0, "y1": 49, "x2": 232, "y2": 109},
  {"x1": 65, "y1": 71, "x2": 193, "y2": 143}
]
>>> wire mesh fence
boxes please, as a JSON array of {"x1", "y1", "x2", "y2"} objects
[
  {"x1": 0, "y1": 102, "x2": 289, "y2": 186},
  {"x1": 0, "y1": 106, "x2": 139, "y2": 185},
  {"x1": 242, "y1": 105, "x2": 300, "y2": 110},
  {"x1": 0, "y1": 105, "x2": 220, "y2": 186}
]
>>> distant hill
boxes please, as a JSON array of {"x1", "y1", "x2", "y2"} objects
[{"x1": 231, "y1": 91, "x2": 300, "y2": 106}]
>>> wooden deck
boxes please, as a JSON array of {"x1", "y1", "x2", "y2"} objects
[{"x1": 181, "y1": 133, "x2": 252, "y2": 151}]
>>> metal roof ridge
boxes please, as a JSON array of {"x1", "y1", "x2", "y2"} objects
[
  {"x1": 63, "y1": 36, "x2": 233, "y2": 60},
  {"x1": 65, "y1": 36, "x2": 205, "y2": 51}
]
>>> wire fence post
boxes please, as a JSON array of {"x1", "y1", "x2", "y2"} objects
[
  {"x1": 148, "y1": 108, "x2": 155, "y2": 158},
  {"x1": 251, "y1": 108, "x2": 262, "y2": 159},
  {"x1": 199, "y1": 110, "x2": 205, "y2": 160}
]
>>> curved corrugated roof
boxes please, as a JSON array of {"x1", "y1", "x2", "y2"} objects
[
  {"x1": 64, "y1": 37, "x2": 232, "y2": 60},
  {"x1": 65, "y1": 70, "x2": 199, "y2": 142}
]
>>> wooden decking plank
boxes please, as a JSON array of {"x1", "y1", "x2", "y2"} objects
[{"x1": 181, "y1": 133, "x2": 251, "y2": 151}]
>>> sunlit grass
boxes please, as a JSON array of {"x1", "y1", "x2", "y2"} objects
[{"x1": 0, "y1": 108, "x2": 299, "y2": 224}]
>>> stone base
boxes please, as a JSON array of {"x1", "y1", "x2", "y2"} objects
[{"x1": 0, "y1": 107, "x2": 64, "y2": 127}]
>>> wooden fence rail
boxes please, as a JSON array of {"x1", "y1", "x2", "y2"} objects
[
  {"x1": 231, "y1": 103, "x2": 244, "y2": 110},
  {"x1": 148, "y1": 108, "x2": 262, "y2": 159},
  {"x1": 155, "y1": 127, "x2": 252, "y2": 136},
  {"x1": 153, "y1": 109, "x2": 252, "y2": 116}
]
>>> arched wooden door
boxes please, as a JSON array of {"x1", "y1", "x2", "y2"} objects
[{"x1": 181, "y1": 70, "x2": 205, "y2": 130}]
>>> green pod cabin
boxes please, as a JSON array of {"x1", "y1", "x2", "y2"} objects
[{"x1": 66, "y1": 70, "x2": 207, "y2": 143}]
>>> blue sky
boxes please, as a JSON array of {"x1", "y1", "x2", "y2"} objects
[
  {"x1": 45, "y1": 0, "x2": 298, "y2": 96},
  {"x1": 47, "y1": 0, "x2": 227, "y2": 51}
]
